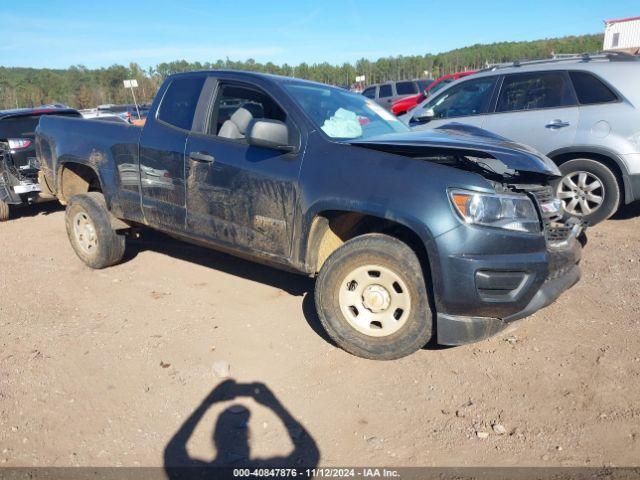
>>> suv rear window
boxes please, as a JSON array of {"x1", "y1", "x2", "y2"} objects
[
  {"x1": 569, "y1": 71, "x2": 618, "y2": 105},
  {"x1": 158, "y1": 76, "x2": 205, "y2": 130},
  {"x1": 0, "y1": 116, "x2": 41, "y2": 138},
  {"x1": 496, "y1": 72, "x2": 576, "y2": 112},
  {"x1": 396, "y1": 81, "x2": 418, "y2": 95},
  {"x1": 379, "y1": 84, "x2": 393, "y2": 98},
  {"x1": 0, "y1": 113, "x2": 79, "y2": 139}
]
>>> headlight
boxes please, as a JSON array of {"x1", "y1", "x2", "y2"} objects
[{"x1": 449, "y1": 189, "x2": 540, "y2": 233}]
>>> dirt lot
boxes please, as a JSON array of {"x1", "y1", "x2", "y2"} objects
[{"x1": 1, "y1": 202, "x2": 639, "y2": 469}]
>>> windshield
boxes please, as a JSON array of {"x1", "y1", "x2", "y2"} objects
[{"x1": 283, "y1": 82, "x2": 409, "y2": 140}]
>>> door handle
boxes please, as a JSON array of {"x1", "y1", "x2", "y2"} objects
[
  {"x1": 545, "y1": 120, "x2": 571, "y2": 129},
  {"x1": 189, "y1": 151, "x2": 215, "y2": 163}
]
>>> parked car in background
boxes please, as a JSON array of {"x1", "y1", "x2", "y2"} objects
[
  {"x1": 37, "y1": 70, "x2": 583, "y2": 360},
  {"x1": 0, "y1": 107, "x2": 81, "y2": 221},
  {"x1": 402, "y1": 53, "x2": 640, "y2": 225},
  {"x1": 81, "y1": 104, "x2": 149, "y2": 123},
  {"x1": 88, "y1": 115, "x2": 130, "y2": 124},
  {"x1": 362, "y1": 79, "x2": 431, "y2": 110},
  {"x1": 100, "y1": 104, "x2": 149, "y2": 122},
  {"x1": 39, "y1": 103, "x2": 71, "y2": 109},
  {"x1": 392, "y1": 71, "x2": 477, "y2": 116}
]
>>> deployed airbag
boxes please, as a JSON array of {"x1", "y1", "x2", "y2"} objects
[{"x1": 321, "y1": 108, "x2": 362, "y2": 138}]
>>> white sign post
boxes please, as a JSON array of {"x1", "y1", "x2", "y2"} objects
[
  {"x1": 123, "y1": 79, "x2": 141, "y2": 120},
  {"x1": 355, "y1": 75, "x2": 366, "y2": 83}
]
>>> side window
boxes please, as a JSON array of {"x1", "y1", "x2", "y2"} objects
[
  {"x1": 396, "y1": 81, "x2": 418, "y2": 95},
  {"x1": 379, "y1": 84, "x2": 393, "y2": 98},
  {"x1": 362, "y1": 87, "x2": 376, "y2": 99},
  {"x1": 210, "y1": 84, "x2": 286, "y2": 140},
  {"x1": 496, "y1": 72, "x2": 576, "y2": 113},
  {"x1": 157, "y1": 76, "x2": 205, "y2": 130},
  {"x1": 427, "y1": 77, "x2": 497, "y2": 119},
  {"x1": 569, "y1": 71, "x2": 618, "y2": 105}
]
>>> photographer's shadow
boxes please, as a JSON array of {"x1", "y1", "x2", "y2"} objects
[{"x1": 164, "y1": 380, "x2": 319, "y2": 477}]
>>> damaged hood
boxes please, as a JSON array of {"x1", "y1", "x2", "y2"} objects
[{"x1": 349, "y1": 123, "x2": 561, "y2": 178}]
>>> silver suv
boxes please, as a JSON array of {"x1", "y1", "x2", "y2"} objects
[
  {"x1": 362, "y1": 79, "x2": 431, "y2": 111},
  {"x1": 402, "y1": 53, "x2": 640, "y2": 225}
]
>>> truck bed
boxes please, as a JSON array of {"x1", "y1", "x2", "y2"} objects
[{"x1": 36, "y1": 115, "x2": 143, "y2": 220}]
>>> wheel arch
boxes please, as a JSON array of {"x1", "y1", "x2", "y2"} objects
[
  {"x1": 303, "y1": 209, "x2": 435, "y2": 282},
  {"x1": 547, "y1": 146, "x2": 632, "y2": 204},
  {"x1": 56, "y1": 161, "x2": 104, "y2": 205}
]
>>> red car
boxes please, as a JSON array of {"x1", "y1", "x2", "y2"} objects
[{"x1": 391, "y1": 70, "x2": 477, "y2": 116}]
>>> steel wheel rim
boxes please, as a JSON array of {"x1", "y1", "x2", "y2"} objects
[
  {"x1": 73, "y1": 212, "x2": 98, "y2": 254},
  {"x1": 557, "y1": 171, "x2": 604, "y2": 217},
  {"x1": 338, "y1": 264, "x2": 411, "y2": 337}
]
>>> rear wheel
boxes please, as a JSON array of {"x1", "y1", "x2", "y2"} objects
[
  {"x1": 557, "y1": 158, "x2": 620, "y2": 226},
  {"x1": 315, "y1": 233, "x2": 433, "y2": 360},
  {"x1": 0, "y1": 200, "x2": 9, "y2": 222},
  {"x1": 65, "y1": 192, "x2": 126, "y2": 269}
]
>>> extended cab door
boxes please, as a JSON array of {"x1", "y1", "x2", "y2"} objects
[
  {"x1": 408, "y1": 76, "x2": 498, "y2": 131},
  {"x1": 482, "y1": 71, "x2": 579, "y2": 155},
  {"x1": 183, "y1": 78, "x2": 302, "y2": 258},
  {"x1": 139, "y1": 74, "x2": 206, "y2": 230}
]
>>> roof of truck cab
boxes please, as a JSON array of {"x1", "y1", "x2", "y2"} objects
[{"x1": 168, "y1": 69, "x2": 338, "y2": 88}]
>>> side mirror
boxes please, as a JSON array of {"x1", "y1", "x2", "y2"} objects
[
  {"x1": 246, "y1": 119, "x2": 294, "y2": 152},
  {"x1": 412, "y1": 108, "x2": 435, "y2": 124}
]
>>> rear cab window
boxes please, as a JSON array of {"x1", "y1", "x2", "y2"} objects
[
  {"x1": 496, "y1": 71, "x2": 576, "y2": 112},
  {"x1": 568, "y1": 71, "x2": 618, "y2": 105},
  {"x1": 157, "y1": 76, "x2": 206, "y2": 130}
]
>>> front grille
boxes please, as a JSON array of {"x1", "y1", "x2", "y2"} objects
[
  {"x1": 510, "y1": 184, "x2": 570, "y2": 245},
  {"x1": 545, "y1": 222, "x2": 573, "y2": 244}
]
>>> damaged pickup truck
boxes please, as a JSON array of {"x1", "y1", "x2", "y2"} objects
[
  {"x1": 0, "y1": 107, "x2": 81, "y2": 221},
  {"x1": 36, "y1": 71, "x2": 584, "y2": 360}
]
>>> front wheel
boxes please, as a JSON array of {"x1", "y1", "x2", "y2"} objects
[
  {"x1": 557, "y1": 158, "x2": 620, "y2": 226},
  {"x1": 65, "y1": 192, "x2": 126, "y2": 269},
  {"x1": 315, "y1": 233, "x2": 433, "y2": 360}
]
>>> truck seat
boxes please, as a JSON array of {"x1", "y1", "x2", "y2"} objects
[{"x1": 219, "y1": 107, "x2": 253, "y2": 139}]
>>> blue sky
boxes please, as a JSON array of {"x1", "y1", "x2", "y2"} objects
[{"x1": 1, "y1": 0, "x2": 638, "y2": 69}]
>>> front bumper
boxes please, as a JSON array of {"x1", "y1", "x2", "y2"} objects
[
  {"x1": 432, "y1": 223, "x2": 583, "y2": 346},
  {"x1": 437, "y1": 262, "x2": 580, "y2": 345}
]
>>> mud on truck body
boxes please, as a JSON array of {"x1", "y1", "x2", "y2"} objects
[{"x1": 36, "y1": 71, "x2": 585, "y2": 360}]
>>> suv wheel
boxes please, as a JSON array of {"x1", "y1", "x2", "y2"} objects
[
  {"x1": 65, "y1": 192, "x2": 126, "y2": 269},
  {"x1": 315, "y1": 233, "x2": 433, "y2": 360},
  {"x1": 557, "y1": 158, "x2": 620, "y2": 225}
]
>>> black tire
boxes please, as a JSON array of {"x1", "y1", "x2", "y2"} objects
[
  {"x1": 315, "y1": 233, "x2": 433, "y2": 360},
  {"x1": 557, "y1": 158, "x2": 620, "y2": 226},
  {"x1": 0, "y1": 200, "x2": 9, "y2": 222},
  {"x1": 65, "y1": 192, "x2": 126, "y2": 269}
]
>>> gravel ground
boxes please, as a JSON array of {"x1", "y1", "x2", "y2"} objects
[{"x1": 1, "y1": 202, "x2": 639, "y2": 468}]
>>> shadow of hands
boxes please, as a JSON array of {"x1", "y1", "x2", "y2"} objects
[{"x1": 164, "y1": 379, "x2": 319, "y2": 475}]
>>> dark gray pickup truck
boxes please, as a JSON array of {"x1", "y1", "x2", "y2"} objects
[{"x1": 36, "y1": 71, "x2": 584, "y2": 360}]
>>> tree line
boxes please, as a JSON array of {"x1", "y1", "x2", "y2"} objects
[{"x1": 0, "y1": 34, "x2": 603, "y2": 110}]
